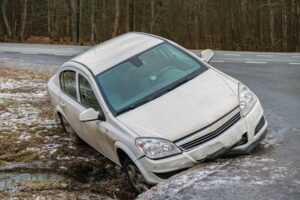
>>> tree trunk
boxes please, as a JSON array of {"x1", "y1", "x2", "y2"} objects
[
  {"x1": 241, "y1": 0, "x2": 247, "y2": 49},
  {"x1": 68, "y1": 0, "x2": 77, "y2": 43},
  {"x1": 268, "y1": 0, "x2": 275, "y2": 48},
  {"x1": 112, "y1": 0, "x2": 120, "y2": 37},
  {"x1": 194, "y1": 0, "x2": 199, "y2": 49},
  {"x1": 296, "y1": 0, "x2": 300, "y2": 51},
  {"x1": 90, "y1": 0, "x2": 95, "y2": 44},
  {"x1": 12, "y1": 0, "x2": 17, "y2": 38},
  {"x1": 133, "y1": 0, "x2": 136, "y2": 31},
  {"x1": 150, "y1": 0, "x2": 155, "y2": 33},
  {"x1": 47, "y1": 0, "x2": 51, "y2": 37},
  {"x1": 288, "y1": 0, "x2": 296, "y2": 51},
  {"x1": 126, "y1": 0, "x2": 130, "y2": 32},
  {"x1": 78, "y1": 0, "x2": 82, "y2": 44},
  {"x1": 282, "y1": 0, "x2": 287, "y2": 50},
  {"x1": 1, "y1": 0, "x2": 12, "y2": 38},
  {"x1": 102, "y1": 0, "x2": 106, "y2": 40},
  {"x1": 19, "y1": 0, "x2": 28, "y2": 41},
  {"x1": 76, "y1": 0, "x2": 81, "y2": 44}
]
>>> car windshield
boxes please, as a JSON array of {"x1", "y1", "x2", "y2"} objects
[{"x1": 95, "y1": 42, "x2": 207, "y2": 115}]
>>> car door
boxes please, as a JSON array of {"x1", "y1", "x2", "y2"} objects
[
  {"x1": 77, "y1": 72, "x2": 116, "y2": 161},
  {"x1": 59, "y1": 70, "x2": 83, "y2": 135}
]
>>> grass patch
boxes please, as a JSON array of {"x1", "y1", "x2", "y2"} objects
[
  {"x1": 0, "y1": 98, "x2": 19, "y2": 109},
  {"x1": 18, "y1": 177, "x2": 72, "y2": 192},
  {"x1": 21, "y1": 178, "x2": 65, "y2": 187},
  {"x1": 0, "y1": 160, "x2": 6, "y2": 166},
  {"x1": 15, "y1": 152, "x2": 38, "y2": 163},
  {"x1": 0, "y1": 65, "x2": 53, "y2": 81}
]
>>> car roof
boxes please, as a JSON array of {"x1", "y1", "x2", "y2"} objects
[{"x1": 71, "y1": 32, "x2": 164, "y2": 75}]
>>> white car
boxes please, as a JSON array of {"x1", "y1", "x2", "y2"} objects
[{"x1": 47, "y1": 32, "x2": 268, "y2": 193}]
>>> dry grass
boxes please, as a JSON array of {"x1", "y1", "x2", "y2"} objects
[
  {"x1": 0, "y1": 66, "x2": 136, "y2": 199},
  {"x1": 0, "y1": 66, "x2": 52, "y2": 81},
  {"x1": 25, "y1": 36, "x2": 92, "y2": 46}
]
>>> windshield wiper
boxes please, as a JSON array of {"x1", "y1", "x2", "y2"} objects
[
  {"x1": 129, "y1": 98, "x2": 152, "y2": 109},
  {"x1": 151, "y1": 73, "x2": 197, "y2": 100},
  {"x1": 116, "y1": 98, "x2": 152, "y2": 115}
]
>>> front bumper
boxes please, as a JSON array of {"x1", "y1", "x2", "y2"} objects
[
  {"x1": 135, "y1": 100, "x2": 268, "y2": 184},
  {"x1": 231, "y1": 128, "x2": 267, "y2": 154}
]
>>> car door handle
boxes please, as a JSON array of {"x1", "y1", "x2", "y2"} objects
[{"x1": 60, "y1": 101, "x2": 66, "y2": 107}]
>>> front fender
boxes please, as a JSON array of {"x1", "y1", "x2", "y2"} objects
[{"x1": 114, "y1": 140, "x2": 143, "y2": 165}]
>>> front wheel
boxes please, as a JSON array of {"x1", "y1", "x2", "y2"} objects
[{"x1": 124, "y1": 158, "x2": 151, "y2": 193}]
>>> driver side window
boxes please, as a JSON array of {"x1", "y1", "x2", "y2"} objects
[{"x1": 78, "y1": 74, "x2": 101, "y2": 111}]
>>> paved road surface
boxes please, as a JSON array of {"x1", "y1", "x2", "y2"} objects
[
  {"x1": 0, "y1": 43, "x2": 299, "y2": 200},
  {"x1": 1, "y1": 42, "x2": 300, "y2": 66}
]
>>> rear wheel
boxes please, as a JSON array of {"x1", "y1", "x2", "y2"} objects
[
  {"x1": 124, "y1": 158, "x2": 150, "y2": 193},
  {"x1": 59, "y1": 114, "x2": 83, "y2": 145}
]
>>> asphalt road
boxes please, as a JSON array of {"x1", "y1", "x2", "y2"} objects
[
  {"x1": 0, "y1": 43, "x2": 299, "y2": 200},
  {"x1": 1, "y1": 42, "x2": 300, "y2": 66}
]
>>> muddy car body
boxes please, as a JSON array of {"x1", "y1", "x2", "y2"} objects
[{"x1": 47, "y1": 32, "x2": 268, "y2": 192}]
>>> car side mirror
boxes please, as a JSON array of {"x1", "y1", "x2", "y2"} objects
[
  {"x1": 98, "y1": 109, "x2": 106, "y2": 121},
  {"x1": 200, "y1": 49, "x2": 214, "y2": 62},
  {"x1": 79, "y1": 108, "x2": 105, "y2": 122}
]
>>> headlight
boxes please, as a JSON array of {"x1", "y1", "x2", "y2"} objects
[
  {"x1": 238, "y1": 83, "x2": 257, "y2": 116},
  {"x1": 136, "y1": 137, "x2": 182, "y2": 159}
]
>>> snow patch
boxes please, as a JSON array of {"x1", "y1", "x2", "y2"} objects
[
  {"x1": 19, "y1": 132, "x2": 31, "y2": 141},
  {"x1": 0, "y1": 78, "x2": 45, "y2": 90},
  {"x1": 141, "y1": 155, "x2": 299, "y2": 198}
]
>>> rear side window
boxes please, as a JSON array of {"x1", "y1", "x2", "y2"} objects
[
  {"x1": 60, "y1": 71, "x2": 77, "y2": 99},
  {"x1": 79, "y1": 74, "x2": 100, "y2": 111}
]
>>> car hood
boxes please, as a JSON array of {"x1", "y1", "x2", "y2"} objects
[{"x1": 116, "y1": 69, "x2": 239, "y2": 142}]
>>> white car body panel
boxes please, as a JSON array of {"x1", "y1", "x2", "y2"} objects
[
  {"x1": 72, "y1": 33, "x2": 163, "y2": 75},
  {"x1": 138, "y1": 99, "x2": 267, "y2": 184},
  {"x1": 117, "y1": 69, "x2": 239, "y2": 142}
]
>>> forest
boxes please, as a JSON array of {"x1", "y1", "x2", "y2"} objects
[{"x1": 0, "y1": 0, "x2": 299, "y2": 52}]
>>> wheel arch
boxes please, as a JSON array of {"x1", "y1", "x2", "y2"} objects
[{"x1": 114, "y1": 140, "x2": 141, "y2": 167}]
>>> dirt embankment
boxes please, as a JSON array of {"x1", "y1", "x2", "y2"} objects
[{"x1": 0, "y1": 66, "x2": 136, "y2": 199}]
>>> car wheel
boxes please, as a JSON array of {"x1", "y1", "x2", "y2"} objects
[
  {"x1": 60, "y1": 115, "x2": 83, "y2": 145},
  {"x1": 124, "y1": 158, "x2": 150, "y2": 193}
]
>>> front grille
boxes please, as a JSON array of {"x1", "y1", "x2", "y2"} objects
[
  {"x1": 179, "y1": 111, "x2": 241, "y2": 151},
  {"x1": 255, "y1": 116, "x2": 265, "y2": 135}
]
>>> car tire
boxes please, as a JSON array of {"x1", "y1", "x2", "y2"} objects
[
  {"x1": 59, "y1": 114, "x2": 83, "y2": 145},
  {"x1": 124, "y1": 158, "x2": 151, "y2": 193}
]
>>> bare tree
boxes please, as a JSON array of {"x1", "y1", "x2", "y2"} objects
[
  {"x1": 126, "y1": 0, "x2": 130, "y2": 32},
  {"x1": 90, "y1": 0, "x2": 95, "y2": 44},
  {"x1": 282, "y1": 0, "x2": 288, "y2": 50},
  {"x1": 112, "y1": 0, "x2": 120, "y2": 37},
  {"x1": 19, "y1": 0, "x2": 28, "y2": 41},
  {"x1": 67, "y1": 0, "x2": 77, "y2": 43},
  {"x1": 132, "y1": 0, "x2": 136, "y2": 31},
  {"x1": 150, "y1": 0, "x2": 155, "y2": 33},
  {"x1": 78, "y1": 0, "x2": 82, "y2": 44},
  {"x1": 268, "y1": 0, "x2": 275, "y2": 48},
  {"x1": 1, "y1": 0, "x2": 12, "y2": 38},
  {"x1": 47, "y1": 0, "x2": 51, "y2": 37},
  {"x1": 102, "y1": 0, "x2": 106, "y2": 40}
]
